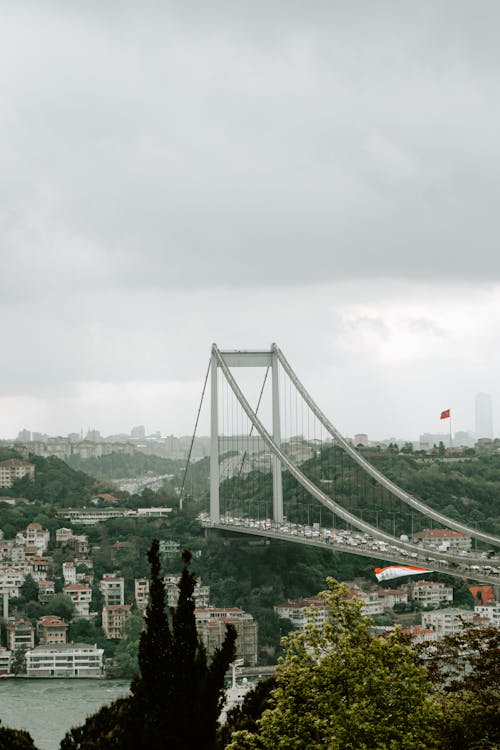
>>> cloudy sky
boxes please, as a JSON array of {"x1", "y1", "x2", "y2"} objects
[{"x1": 1, "y1": 1, "x2": 500, "y2": 442}]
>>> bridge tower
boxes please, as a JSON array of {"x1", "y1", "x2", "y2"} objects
[{"x1": 210, "y1": 345, "x2": 283, "y2": 524}]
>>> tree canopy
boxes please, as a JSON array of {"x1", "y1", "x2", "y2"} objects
[
  {"x1": 227, "y1": 578, "x2": 441, "y2": 750},
  {"x1": 60, "y1": 539, "x2": 236, "y2": 750}
]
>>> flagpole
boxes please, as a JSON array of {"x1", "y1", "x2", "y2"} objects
[{"x1": 449, "y1": 415, "x2": 452, "y2": 451}]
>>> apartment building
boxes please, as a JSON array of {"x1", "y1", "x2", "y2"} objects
[
  {"x1": 421, "y1": 608, "x2": 480, "y2": 637},
  {"x1": 0, "y1": 646, "x2": 11, "y2": 675},
  {"x1": 100, "y1": 575, "x2": 125, "y2": 606},
  {"x1": 195, "y1": 608, "x2": 258, "y2": 666},
  {"x1": 0, "y1": 459, "x2": 35, "y2": 489},
  {"x1": 7, "y1": 619, "x2": 35, "y2": 651},
  {"x1": 404, "y1": 580, "x2": 454, "y2": 608},
  {"x1": 163, "y1": 574, "x2": 210, "y2": 609},
  {"x1": 412, "y1": 529, "x2": 471, "y2": 552},
  {"x1": 102, "y1": 604, "x2": 132, "y2": 639},
  {"x1": 474, "y1": 601, "x2": 500, "y2": 626},
  {"x1": 134, "y1": 578, "x2": 149, "y2": 611},
  {"x1": 63, "y1": 583, "x2": 92, "y2": 618},
  {"x1": 26, "y1": 643, "x2": 104, "y2": 678},
  {"x1": 274, "y1": 597, "x2": 327, "y2": 631}
]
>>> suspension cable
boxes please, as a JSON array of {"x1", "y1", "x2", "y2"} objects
[{"x1": 179, "y1": 358, "x2": 211, "y2": 510}]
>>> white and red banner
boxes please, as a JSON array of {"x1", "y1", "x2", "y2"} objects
[{"x1": 374, "y1": 565, "x2": 431, "y2": 582}]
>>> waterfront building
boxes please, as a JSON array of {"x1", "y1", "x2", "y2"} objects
[
  {"x1": 0, "y1": 646, "x2": 11, "y2": 675},
  {"x1": 25, "y1": 643, "x2": 104, "y2": 678},
  {"x1": 6, "y1": 619, "x2": 35, "y2": 651}
]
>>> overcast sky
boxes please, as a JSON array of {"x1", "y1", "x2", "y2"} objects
[{"x1": 1, "y1": 1, "x2": 500, "y2": 442}]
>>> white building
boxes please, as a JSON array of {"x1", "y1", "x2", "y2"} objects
[
  {"x1": 63, "y1": 562, "x2": 77, "y2": 585},
  {"x1": 0, "y1": 459, "x2": 35, "y2": 488},
  {"x1": 24, "y1": 523, "x2": 50, "y2": 554},
  {"x1": 403, "y1": 580, "x2": 454, "y2": 608},
  {"x1": 63, "y1": 583, "x2": 92, "y2": 618},
  {"x1": 412, "y1": 529, "x2": 471, "y2": 552},
  {"x1": 163, "y1": 574, "x2": 210, "y2": 609},
  {"x1": 0, "y1": 646, "x2": 11, "y2": 675},
  {"x1": 474, "y1": 601, "x2": 500, "y2": 626},
  {"x1": 26, "y1": 643, "x2": 104, "y2": 677},
  {"x1": 421, "y1": 608, "x2": 480, "y2": 637},
  {"x1": 274, "y1": 597, "x2": 327, "y2": 631},
  {"x1": 100, "y1": 575, "x2": 125, "y2": 606}
]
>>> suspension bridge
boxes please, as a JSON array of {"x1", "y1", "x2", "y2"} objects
[{"x1": 189, "y1": 344, "x2": 500, "y2": 586}]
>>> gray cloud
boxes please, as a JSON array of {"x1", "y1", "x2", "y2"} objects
[{"x1": 1, "y1": 2, "x2": 500, "y2": 437}]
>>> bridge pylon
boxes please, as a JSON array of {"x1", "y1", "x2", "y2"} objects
[{"x1": 210, "y1": 345, "x2": 283, "y2": 524}]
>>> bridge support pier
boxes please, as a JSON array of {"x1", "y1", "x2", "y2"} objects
[{"x1": 209, "y1": 346, "x2": 283, "y2": 524}]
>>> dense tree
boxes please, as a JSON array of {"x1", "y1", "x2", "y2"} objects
[
  {"x1": 0, "y1": 721, "x2": 38, "y2": 750},
  {"x1": 20, "y1": 575, "x2": 39, "y2": 603},
  {"x1": 227, "y1": 579, "x2": 441, "y2": 750},
  {"x1": 217, "y1": 677, "x2": 276, "y2": 749},
  {"x1": 60, "y1": 539, "x2": 237, "y2": 750},
  {"x1": 419, "y1": 624, "x2": 500, "y2": 749}
]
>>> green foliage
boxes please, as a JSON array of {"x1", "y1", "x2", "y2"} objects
[
  {"x1": 9, "y1": 455, "x2": 109, "y2": 507},
  {"x1": 227, "y1": 579, "x2": 441, "y2": 750},
  {"x1": 419, "y1": 624, "x2": 500, "y2": 749},
  {"x1": 10, "y1": 648, "x2": 27, "y2": 676},
  {"x1": 20, "y1": 575, "x2": 39, "y2": 603},
  {"x1": 0, "y1": 721, "x2": 39, "y2": 750},
  {"x1": 46, "y1": 593, "x2": 76, "y2": 622},
  {"x1": 66, "y1": 451, "x2": 184, "y2": 482},
  {"x1": 60, "y1": 540, "x2": 237, "y2": 750},
  {"x1": 217, "y1": 677, "x2": 277, "y2": 749}
]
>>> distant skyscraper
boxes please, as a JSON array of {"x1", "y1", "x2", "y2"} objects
[
  {"x1": 475, "y1": 393, "x2": 493, "y2": 439},
  {"x1": 130, "y1": 425, "x2": 146, "y2": 439}
]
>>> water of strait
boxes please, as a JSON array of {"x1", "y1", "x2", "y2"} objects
[{"x1": 0, "y1": 679, "x2": 130, "y2": 750}]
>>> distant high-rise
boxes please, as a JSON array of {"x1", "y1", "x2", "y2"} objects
[
  {"x1": 475, "y1": 393, "x2": 493, "y2": 439},
  {"x1": 130, "y1": 425, "x2": 146, "y2": 439}
]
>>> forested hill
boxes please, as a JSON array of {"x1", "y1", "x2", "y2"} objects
[
  {"x1": 0, "y1": 452, "x2": 111, "y2": 507},
  {"x1": 364, "y1": 452, "x2": 500, "y2": 534},
  {"x1": 66, "y1": 451, "x2": 186, "y2": 481}
]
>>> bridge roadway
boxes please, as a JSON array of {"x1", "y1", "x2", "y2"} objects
[{"x1": 198, "y1": 514, "x2": 500, "y2": 586}]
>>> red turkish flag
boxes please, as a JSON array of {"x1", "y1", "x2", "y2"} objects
[{"x1": 440, "y1": 409, "x2": 450, "y2": 420}]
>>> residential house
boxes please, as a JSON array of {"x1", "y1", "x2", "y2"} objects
[{"x1": 37, "y1": 616, "x2": 68, "y2": 645}]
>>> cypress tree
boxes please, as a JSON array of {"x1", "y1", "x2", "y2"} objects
[{"x1": 60, "y1": 539, "x2": 236, "y2": 750}]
